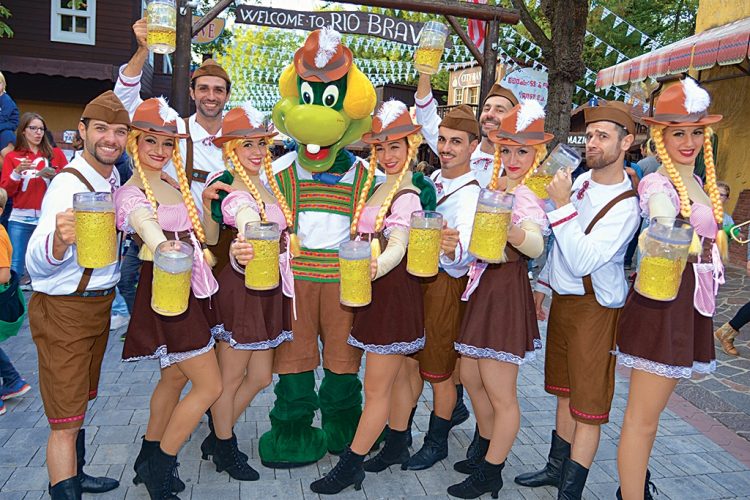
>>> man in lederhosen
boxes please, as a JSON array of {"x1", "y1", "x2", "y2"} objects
[
  {"x1": 516, "y1": 101, "x2": 640, "y2": 499},
  {"x1": 26, "y1": 91, "x2": 130, "y2": 499},
  {"x1": 402, "y1": 105, "x2": 481, "y2": 470}
]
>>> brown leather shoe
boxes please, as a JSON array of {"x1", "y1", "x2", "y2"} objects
[{"x1": 715, "y1": 323, "x2": 739, "y2": 356}]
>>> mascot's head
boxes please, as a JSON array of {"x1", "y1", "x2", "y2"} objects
[{"x1": 273, "y1": 28, "x2": 376, "y2": 173}]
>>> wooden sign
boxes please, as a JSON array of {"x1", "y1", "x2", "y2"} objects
[
  {"x1": 235, "y1": 5, "x2": 451, "y2": 47},
  {"x1": 192, "y1": 16, "x2": 225, "y2": 45}
]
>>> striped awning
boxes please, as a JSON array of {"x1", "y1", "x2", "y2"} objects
[{"x1": 596, "y1": 16, "x2": 750, "y2": 89}]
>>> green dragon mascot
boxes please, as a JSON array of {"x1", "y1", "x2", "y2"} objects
[{"x1": 258, "y1": 28, "x2": 378, "y2": 468}]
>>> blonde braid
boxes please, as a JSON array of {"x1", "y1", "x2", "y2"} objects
[
  {"x1": 127, "y1": 132, "x2": 159, "y2": 216},
  {"x1": 520, "y1": 145, "x2": 548, "y2": 187},
  {"x1": 652, "y1": 126, "x2": 691, "y2": 218},
  {"x1": 374, "y1": 134, "x2": 422, "y2": 232},
  {"x1": 172, "y1": 147, "x2": 217, "y2": 266},
  {"x1": 224, "y1": 141, "x2": 267, "y2": 222},
  {"x1": 488, "y1": 143, "x2": 503, "y2": 191},
  {"x1": 703, "y1": 127, "x2": 728, "y2": 259},
  {"x1": 350, "y1": 145, "x2": 377, "y2": 237},
  {"x1": 262, "y1": 148, "x2": 294, "y2": 229}
]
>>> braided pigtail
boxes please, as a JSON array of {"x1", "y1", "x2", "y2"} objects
[
  {"x1": 521, "y1": 145, "x2": 547, "y2": 187},
  {"x1": 262, "y1": 148, "x2": 300, "y2": 256},
  {"x1": 374, "y1": 134, "x2": 422, "y2": 233},
  {"x1": 703, "y1": 127, "x2": 728, "y2": 260},
  {"x1": 127, "y1": 132, "x2": 159, "y2": 215},
  {"x1": 350, "y1": 145, "x2": 377, "y2": 237},
  {"x1": 653, "y1": 127, "x2": 691, "y2": 218},
  {"x1": 224, "y1": 141, "x2": 267, "y2": 222},
  {"x1": 172, "y1": 146, "x2": 217, "y2": 267},
  {"x1": 488, "y1": 143, "x2": 503, "y2": 191}
]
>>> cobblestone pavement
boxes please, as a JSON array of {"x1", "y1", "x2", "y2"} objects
[{"x1": 1, "y1": 271, "x2": 749, "y2": 499}]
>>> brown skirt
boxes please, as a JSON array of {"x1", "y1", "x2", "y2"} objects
[
  {"x1": 617, "y1": 263, "x2": 715, "y2": 378},
  {"x1": 211, "y1": 263, "x2": 292, "y2": 350},
  {"x1": 456, "y1": 259, "x2": 541, "y2": 364},
  {"x1": 349, "y1": 259, "x2": 425, "y2": 355},
  {"x1": 122, "y1": 262, "x2": 215, "y2": 368}
]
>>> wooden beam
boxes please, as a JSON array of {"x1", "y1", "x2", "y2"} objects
[
  {"x1": 192, "y1": 0, "x2": 234, "y2": 36},
  {"x1": 444, "y1": 16, "x2": 483, "y2": 67},
  {"x1": 172, "y1": 0, "x2": 193, "y2": 115},
  {"x1": 479, "y1": 19, "x2": 500, "y2": 111},
  {"x1": 346, "y1": 0, "x2": 519, "y2": 23}
]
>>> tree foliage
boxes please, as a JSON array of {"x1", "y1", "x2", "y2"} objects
[{"x1": 0, "y1": 3, "x2": 12, "y2": 38}]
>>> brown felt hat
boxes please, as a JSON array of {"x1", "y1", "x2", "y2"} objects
[
  {"x1": 213, "y1": 103, "x2": 277, "y2": 147},
  {"x1": 489, "y1": 100, "x2": 553, "y2": 146},
  {"x1": 81, "y1": 90, "x2": 130, "y2": 126},
  {"x1": 294, "y1": 28, "x2": 353, "y2": 83},
  {"x1": 583, "y1": 100, "x2": 637, "y2": 135},
  {"x1": 131, "y1": 98, "x2": 187, "y2": 138},
  {"x1": 362, "y1": 100, "x2": 421, "y2": 144},
  {"x1": 485, "y1": 83, "x2": 519, "y2": 107},
  {"x1": 191, "y1": 58, "x2": 231, "y2": 85},
  {"x1": 641, "y1": 77, "x2": 722, "y2": 127},
  {"x1": 439, "y1": 104, "x2": 480, "y2": 137}
]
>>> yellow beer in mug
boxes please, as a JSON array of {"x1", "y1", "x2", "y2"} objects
[
  {"x1": 414, "y1": 21, "x2": 449, "y2": 75},
  {"x1": 339, "y1": 240, "x2": 371, "y2": 307},
  {"x1": 152, "y1": 240, "x2": 193, "y2": 316},
  {"x1": 146, "y1": 0, "x2": 176, "y2": 54},
  {"x1": 73, "y1": 192, "x2": 117, "y2": 269},
  {"x1": 634, "y1": 217, "x2": 694, "y2": 301},
  {"x1": 527, "y1": 143, "x2": 583, "y2": 199},
  {"x1": 469, "y1": 189, "x2": 514, "y2": 263},
  {"x1": 245, "y1": 222, "x2": 281, "y2": 291},
  {"x1": 407, "y1": 211, "x2": 443, "y2": 277}
]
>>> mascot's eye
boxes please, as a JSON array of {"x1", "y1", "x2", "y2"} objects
[
  {"x1": 322, "y1": 85, "x2": 339, "y2": 108},
  {"x1": 300, "y1": 82, "x2": 314, "y2": 105}
]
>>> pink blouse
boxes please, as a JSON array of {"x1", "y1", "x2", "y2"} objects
[
  {"x1": 357, "y1": 190, "x2": 421, "y2": 235},
  {"x1": 221, "y1": 191, "x2": 288, "y2": 230}
]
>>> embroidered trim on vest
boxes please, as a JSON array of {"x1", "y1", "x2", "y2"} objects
[{"x1": 291, "y1": 248, "x2": 341, "y2": 282}]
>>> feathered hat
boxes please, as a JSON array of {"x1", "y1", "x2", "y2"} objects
[
  {"x1": 642, "y1": 77, "x2": 722, "y2": 127},
  {"x1": 131, "y1": 97, "x2": 187, "y2": 138},
  {"x1": 361, "y1": 99, "x2": 421, "y2": 144},
  {"x1": 212, "y1": 103, "x2": 277, "y2": 147},
  {"x1": 293, "y1": 27, "x2": 353, "y2": 83},
  {"x1": 489, "y1": 99, "x2": 553, "y2": 146}
]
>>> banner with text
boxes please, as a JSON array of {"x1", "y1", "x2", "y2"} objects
[
  {"x1": 501, "y1": 68, "x2": 548, "y2": 107},
  {"x1": 235, "y1": 6, "x2": 451, "y2": 47}
]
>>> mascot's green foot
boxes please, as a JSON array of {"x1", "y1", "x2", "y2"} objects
[
  {"x1": 259, "y1": 371, "x2": 327, "y2": 468},
  {"x1": 319, "y1": 370, "x2": 363, "y2": 455}
]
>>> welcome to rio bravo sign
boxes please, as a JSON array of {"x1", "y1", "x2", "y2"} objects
[{"x1": 235, "y1": 5, "x2": 451, "y2": 47}]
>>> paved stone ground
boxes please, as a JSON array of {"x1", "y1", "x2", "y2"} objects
[{"x1": 1, "y1": 268, "x2": 750, "y2": 499}]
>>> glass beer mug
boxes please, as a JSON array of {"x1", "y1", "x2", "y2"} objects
[
  {"x1": 525, "y1": 143, "x2": 582, "y2": 199},
  {"x1": 244, "y1": 222, "x2": 281, "y2": 291},
  {"x1": 152, "y1": 240, "x2": 193, "y2": 316},
  {"x1": 73, "y1": 192, "x2": 117, "y2": 269},
  {"x1": 414, "y1": 21, "x2": 449, "y2": 75},
  {"x1": 469, "y1": 189, "x2": 514, "y2": 263},
  {"x1": 339, "y1": 240, "x2": 372, "y2": 307},
  {"x1": 407, "y1": 211, "x2": 443, "y2": 277},
  {"x1": 635, "y1": 217, "x2": 694, "y2": 301},
  {"x1": 146, "y1": 0, "x2": 177, "y2": 54}
]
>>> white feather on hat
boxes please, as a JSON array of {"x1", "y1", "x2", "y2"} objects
[
  {"x1": 156, "y1": 96, "x2": 180, "y2": 124},
  {"x1": 376, "y1": 99, "x2": 407, "y2": 129},
  {"x1": 515, "y1": 99, "x2": 545, "y2": 133},
  {"x1": 241, "y1": 102, "x2": 266, "y2": 129},
  {"x1": 682, "y1": 78, "x2": 710, "y2": 114},
  {"x1": 315, "y1": 27, "x2": 342, "y2": 69}
]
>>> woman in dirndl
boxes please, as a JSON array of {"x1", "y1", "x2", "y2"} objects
[
  {"x1": 199, "y1": 103, "x2": 293, "y2": 480},
  {"x1": 446, "y1": 99, "x2": 551, "y2": 498},
  {"x1": 115, "y1": 97, "x2": 222, "y2": 500},
  {"x1": 616, "y1": 77, "x2": 726, "y2": 499},
  {"x1": 310, "y1": 100, "x2": 434, "y2": 495}
]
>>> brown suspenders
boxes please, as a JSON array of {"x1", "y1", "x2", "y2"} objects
[
  {"x1": 58, "y1": 168, "x2": 97, "y2": 293},
  {"x1": 183, "y1": 117, "x2": 210, "y2": 185}
]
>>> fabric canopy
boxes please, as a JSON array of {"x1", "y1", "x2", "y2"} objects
[{"x1": 596, "y1": 16, "x2": 750, "y2": 89}]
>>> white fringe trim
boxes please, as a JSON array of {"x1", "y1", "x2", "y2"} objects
[
  {"x1": 211, "y1": 324, "x2": 293, "y2": 351},
  {"x1": 347, "y1": 334, "x2": 425, "y2": 355},
  {"x1": 454, "y1": 338, "x2": 542, "y2": 365},
  {"x1": 122, "y1": 337, "x2": 216, "y2": 369},
  {"x1": 615, "y1": 349, "x2": 716, "y2": 379}
]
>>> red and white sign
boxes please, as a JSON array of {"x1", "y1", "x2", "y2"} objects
[
  {"x1": 501, "y1": 68, "x2": 549, "y2": 107},
  {"x1": 467, "y1": 0, "x2": 488, "y2": 53}
]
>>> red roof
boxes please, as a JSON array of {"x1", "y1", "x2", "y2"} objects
[{"x1": 596, "y1": 16, "x2": 750, "y2": 89}]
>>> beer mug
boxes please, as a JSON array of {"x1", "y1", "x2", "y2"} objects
[
  {"x1": 414, "y1": 21, "x2": 449, "y2": 75},
  {"x1": 339, "y1": 240, "x2": 372, "y2": 307},
  {"x1": 526, "y1": 144, "x2": 582, "y2": 199},
  {"x1": 244, "y1": 222, "x2": 281, "y2": 291},
  {"x1": 407, "y1": 211, "x2": 443, "y2": 277},
  {"x1": 146, "y1": 0, "x2": 177, "y2": 54},
  {"x1": 152, "y1": 240, "x2": 193, "y2": 316},
  {"x1": 73, "y1": 192, "x2": 117, "y2": 269},
  {"x1": 469, "y1": 189, "x2": 514, "y2": 263},
  {"x1": 635, "y1": 217, "x2": 694, "y2": 301}
]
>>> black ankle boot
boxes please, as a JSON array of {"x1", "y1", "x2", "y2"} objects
[
  {"x1": 465, "y1": 424, "x2": 480, "y2": 459},
  {"x1": 133, "y1": 437, "x2": 186, "y2": 493},
  {"x1": 201, "y1": 419, "x2": 248, "y2": 462},
  {"x1": 49, "y1": 477, "x2": 82, "y2": 500},
  {"x1": 402, "y1": 412, "x2": 451, "y2": 471},
  {"x1": 363, "y1": 428, "x2": 410, "y2": 472},
  {"x1": 558, "y1": 457, "x2": 589, "y2": 500},
  {"x1": 405, "y1": 405, "x2": 417, "y2": 448},
  {"x1": 135, "y1": 447, "x2": 180, "y2": 500},
  {"x1": 616, "y1": 469, "x2": 658, "y2": 500},
  {"x1": 451, "y1": 384, "x2": 470, "y2": 428},
  {"x1": 447, "y1": 459, "x2": 505, "y2": 499},
  {"x1": 213, "y1": 434, "x2": 260, "y2": 481},
  {"x1": 309, "y1": 447, "x2": 365, "y2": 495},
  {"x1": 515, "y1": 430, "x2": 570, "y2": 488},
  {"x1": 454, "y1": 433, "x2": 490, "y2": 474},
  {"x1": 75, "y1": 429, "x2": 119, "y2": 493}
]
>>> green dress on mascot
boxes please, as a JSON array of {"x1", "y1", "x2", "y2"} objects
[{"x1": 258, "y1": 28, "x2": 377, "y2": 468}]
